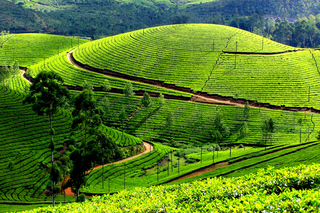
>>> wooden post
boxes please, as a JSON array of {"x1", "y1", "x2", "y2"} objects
[
  {"x1": 108, "y1": 178, "x2": 110, "y2": 194},
  {"x1": 213, "y1": 147, "x2": 215, "y2": 163},
  {"x1": 213, "y1": 39, "x2": 214, "y2": 52},
  {"x1": 167, "y1": 156, "x2": 169, "y2": 176},
  {"x1": 124, "y1": 163, "x2": 125, "y2": 190},
  {"x1": 178, "y1": 158, "x2": 180, "y2": 174},
  {"x1": 157, "y1": 161, "x2": 159, "y2": 182},
  {"x1": 201, "y1": 147, "x2": 202, "y2": 163},
  {"x1": 102, "y1": 165, "x2": 104, "y2": 189},
  {"x1": 171, "y1": 152, "x2": 173, "y2": 171}
]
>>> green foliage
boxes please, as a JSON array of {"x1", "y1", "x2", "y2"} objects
[
  {"x1": 22, "y1": 164, "x2": 320, "y2": 212},
  {"x1": 103, "y1": 79, "x2": 111, "y2": 92},
  {"x1": 82, "y1": 80, "x2": 93, "y2": 91},
  {"x1": 123, "y1": 82, "x2": 134, "y2": 98},
  {"x1": 76, "y1": 193, "x2": 86, "y2": 203},
  {"x1": 119, "y1": 107, "x2": 128, "y2": 131},
  {"x1": 23, "y1": 71, "x2": 70, "y2": 119}
]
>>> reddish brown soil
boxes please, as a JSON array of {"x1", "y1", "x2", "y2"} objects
[{"x1": 170, "y1": 162, "x2": 229, "y2": 183}]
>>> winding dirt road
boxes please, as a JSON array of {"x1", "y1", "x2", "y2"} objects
[{"x1": 62, "y1": 142, "x2": 154, "y2": 196}]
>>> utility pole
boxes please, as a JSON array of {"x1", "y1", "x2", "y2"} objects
[
  {"x1": 235, "y1": 41, "x2": 238, "y2": 69},
  {"x1": 213, "y1": 39, "x2": 215, "y2": 52},
  {"x1": 213, "y1": 147, "x2": 215, "y2": 163}
]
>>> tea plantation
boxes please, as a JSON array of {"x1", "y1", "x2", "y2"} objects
[{"x1": 1, "y1": 24, "x2": 320, "y2": 212}]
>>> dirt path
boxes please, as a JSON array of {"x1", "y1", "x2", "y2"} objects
[
  {"x1": 62, "y1": 142, "x2": 154, "y2": 196},
  {"x1": 170, "y1": 162, "x2": 229, "y2": 183},
  {"x1": 0, "y1": 35, "x2": 11, "y2": 49},
  {"x1": 66, "y1": 51, "x2": 320, "y2": 114},
  {"x1": 20, "y1": 70, "x2": 32, "y2": 84}
]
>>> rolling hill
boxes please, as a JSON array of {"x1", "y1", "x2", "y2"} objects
[{"x1": 1, "y1": 24, "x2": 320, "y2": 212}]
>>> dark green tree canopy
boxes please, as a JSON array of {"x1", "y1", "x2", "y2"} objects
[{"x1": 23, "y1": 71, "x2": 70, "y2": 117}]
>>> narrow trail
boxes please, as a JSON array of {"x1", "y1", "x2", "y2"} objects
[
  {"x1": 309, "y1": 50, "x2": 320, "y2": 75},
  {"x1": 62, "y1": 142, "x2": 154, "y2": 196},
  {"x1": 65, "y1": 51, "x2": 320, "y2": 115},
  {"x1": 0, "y1": 35, "x2": 12, "y2": 49},
  {"x1": 170, "y1": 162, "x2": 229, "y2": 183},
  {"x1": 169, "y1": 141, "x2": 319, "y2": 184},
  {"x1": 20, "y1": 70, "x2": 32, "y2": 84},
  {"x1": 200, "y1": 33, "x2": 235, "y2": 92}
]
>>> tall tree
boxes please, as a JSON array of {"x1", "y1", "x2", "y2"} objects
[
  {"x1": 141, "y1": 92, "x2": 153, "y2": 139},
  {"x1": 87, "y1": 130, "x2": 123, "y2": 189},
  {"x1": 212, "y1": 113, "x2": 230, "y2": 144},
  {"x1": 165, "y1": 110, "x2": 174, "y2": 137},
  {"x1": 244, "y1": 101, "x2": 250, "y2": 121},
  {"x1": 158, "y1": 93, "x2": 165, "y2": 107},
  {"x1": 23, "y1": 71, "x2": 70, "y2": 207},
  {"x1": 72, "y1": 89, "x2": 102, "y2": 153},
  {"x1": 119, "y1": 107, "x2": 128, "y2": 132},
  {"x1": 261, "y1": 118, "x2": 275, "y2": 150},
  {"x1": 103, "y1": 79, "x2": 111, "y2": 92},
  {"x1": 70, "y1": 89, "x2": 104, "y2": 199},
  {"x1": 123, "y1": 82, "x2": 134, "y2": 116}
]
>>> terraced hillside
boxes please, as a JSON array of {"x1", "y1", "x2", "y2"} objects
[
  {"x1": 70, "y1": 24, "x2": 320, "y2": 109},
  {"x1": 0, "y1": 76, "x2": 145, "y2": 204},
  {"x1": 2, "y1": 24, "x2": 320, "y2": 212},
  {"x1": 0, "y1": 34, "x2": 88, "y2": 67}
]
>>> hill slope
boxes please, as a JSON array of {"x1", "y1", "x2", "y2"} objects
[{"x1": 70, "y1": 24, "x2": 320, "y2": 109}]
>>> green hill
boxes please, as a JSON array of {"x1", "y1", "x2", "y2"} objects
[{"x1": 2, "y1": 25, "x2": 320, "y2": 212}]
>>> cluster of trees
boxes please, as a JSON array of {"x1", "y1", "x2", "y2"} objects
[
  {"x1": 23, "y1": 72, "x2": 124, "y2": 205},
  {"x1": 213, "y1": 13, "x2": 320, "y2": 48},
  {"x1": 211, "y1": 101, "x2": 275, "y2": 155},
  {"x1": 22, "y1": 71, "x2": 170, "y2": 205},
  {"x1": 3, "y1": 0, "x2": 320, "y2": 47},
  {"x1": 0, "y1": 61, "x2": 20, "y2": 86}
]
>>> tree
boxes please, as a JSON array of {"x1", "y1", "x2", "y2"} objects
[
  {"x1": 123, "y1": 82, "x2": 134, "y2": 116},
  {"x1": 99, "y1": 96, "x2": 112, "y2": 126},
  {"x1": 158, "y1": 93, "x2": 165, "y2": 107},
  {"x1": 87, "y1": 130, "x2": 123, "y2": 189},
  {"x1": 70, "y1": 89, "x2": 104, "y2": 199},
  {"x1": 0, "y1": 66, "x2": 10, "y2": 86},
  {"x1": 212, "y1": 113, "x2": 230, "y2": 144},
  {"x1": 119, "y1": 107, "x2": 128, "y2": 132},
  {"x1": 10, "y1": 61, "x2": 20, "y2": 91},
  {"x1": 141, "y1": 92, "x2": 153, "y2": 138},
  {"x1": 103, "y1": 79, "x2": 111, "y2": 92},
  {"x1": 261, "y1": 118, "x2": 275, "y2": 150},
  {"x1": 244, "y1": 101, "x2": 250, "y2": 121},
  {"x1": 72, "y1": 89, "x2": 102, "y2": 153},
  {"x1": 83, "y1": 80, "x2": 93, "y2": 91},
  {"x1": 165, "y1": 110, "x2": 174, "y2": 137},
  {"x1": 23, "y1": 71, "x2": 70, "y2": 207}
]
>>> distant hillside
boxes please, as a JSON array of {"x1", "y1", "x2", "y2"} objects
[{"x1": 0, "y1": 0, "x2": 44, "y2": 33}]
